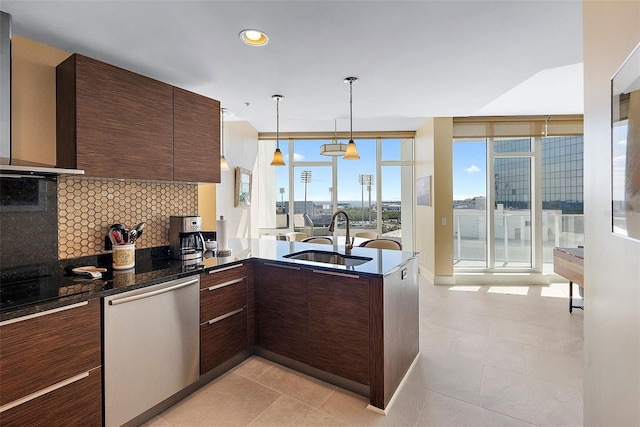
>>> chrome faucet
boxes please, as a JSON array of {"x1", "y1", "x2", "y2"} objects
[{"x1": 328, "y1": 209, "x2": 353, "y2": 255}]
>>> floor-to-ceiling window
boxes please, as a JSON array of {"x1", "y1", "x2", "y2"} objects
[
  {"x1": 259, "y1": 134, "x2": 414, "y2": 250},
  {"x1": 452, "y1": 116, "x2": 584, "y2": 275}
]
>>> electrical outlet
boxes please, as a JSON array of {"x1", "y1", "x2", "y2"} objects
[{"x1": 441, "y1": 217, "x2": 447, "y2": 226}]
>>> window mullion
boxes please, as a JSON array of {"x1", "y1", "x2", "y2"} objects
[{"x1": 487, "y1": 138, "x2": 495, "y2": 269}]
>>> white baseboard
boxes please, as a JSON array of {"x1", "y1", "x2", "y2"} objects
[{"x1": 434, "y1": 276, "x2": 456, "y2": 286}]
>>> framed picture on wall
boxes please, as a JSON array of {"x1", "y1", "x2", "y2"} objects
[
  {"x1": 611, "y1": 42, "x2": 640, "y2": 241},
  {"x1": 417, "y1": 175, "x2": 432, "y2": 207},
  {"x1": 234, "y1": 167, "x2": 252, "y2": 207}
]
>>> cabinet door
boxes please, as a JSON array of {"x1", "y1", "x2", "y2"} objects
[
  {"x1": 200, "y1": 309, "x2": 247, "y2": 374},
  {"x1": 257, "y1": 263, "x2": 308, "y2": 363},
  {"x1": 308, "y1": 271, "x2": 370, "y2": 385},
  {"x1": 173, "y1": 87, "x2": 220, "y2": 183},
  {"x1": 0, "y1": 299, "x2": 101, "y2": 407},
  {"x1": 57, "y1": 54, "x2": 174, "y2": 180},
  {"x1": 0, "y1": 368, "x2": 102, "y2": 427}
]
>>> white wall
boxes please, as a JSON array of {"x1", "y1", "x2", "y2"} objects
[
  {"x1": 216, "y1": 121, "x2": 259, "y2": 239},
  {"x1": 583, "y1": 2, "x2": 640, "y2": 425}
]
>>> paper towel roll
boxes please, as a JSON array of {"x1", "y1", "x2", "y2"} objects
[{"x1": 216, "y1": 216, "x2": 228, "y2": 251}]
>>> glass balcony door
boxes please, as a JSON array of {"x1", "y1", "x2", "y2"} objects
[{"x1": 491, "y1": 157, "x2": 533, "y2": 269}]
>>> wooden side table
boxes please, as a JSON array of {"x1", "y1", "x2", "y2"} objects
[{"x1": 553, "y1": 247, "x2": 584, "y2": 313}]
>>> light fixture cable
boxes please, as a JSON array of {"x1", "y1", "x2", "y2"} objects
[
  {"x1": 220, "y1": 107, "x2": 230, "y2": 171},
  {"x1": 320, "y1": 118, "x2": 347, "y2": 156}
]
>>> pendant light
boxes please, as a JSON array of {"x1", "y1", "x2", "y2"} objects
[
  {"x1": 320, "y1": 119, "x2": 347, "y2": 156},
  {"x1": 343, "y1": 76, "x2": 360, "y2": 160},
  {"x1": 271, "y1": 94, "x2": 286, "y2": 166},
  {"x1": 219, "y1": 107, "x2": 230, "y2": 171}
]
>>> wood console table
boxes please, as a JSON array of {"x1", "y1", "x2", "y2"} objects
[{"x1": 553, "y1": 247, "x2": 584, "y2": 313}]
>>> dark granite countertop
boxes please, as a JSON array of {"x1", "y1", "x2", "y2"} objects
[{"x1": 1, "y1": 238, "x2": 418, "y2": 322}]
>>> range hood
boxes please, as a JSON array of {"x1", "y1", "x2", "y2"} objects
[{"x1": 0, "y1": 11, "x2": 83, "y2": 178}]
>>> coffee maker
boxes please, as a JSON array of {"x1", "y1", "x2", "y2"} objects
[{"x1": 169, "y1": 216, "x2": 205, "y2": 261}]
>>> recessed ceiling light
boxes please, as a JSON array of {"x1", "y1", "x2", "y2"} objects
[{"x1": 239, "y1": 29, "x2": 268, "y2": 46}]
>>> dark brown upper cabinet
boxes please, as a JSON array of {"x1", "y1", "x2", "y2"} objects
[
  {"x1": 174, "y1": 87, "x2": 220, "y2": 183},
  {"x1": 56, "y1": 54, "x2": 220, "y2": 183}
]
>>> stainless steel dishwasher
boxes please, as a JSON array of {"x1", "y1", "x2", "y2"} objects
[{"x1": 104, "y1": 275, "x2": 200, "y2": 427}]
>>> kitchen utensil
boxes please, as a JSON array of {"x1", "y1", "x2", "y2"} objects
[
  {"x1": 72, "y1": 266, "x2": 107, "y2": 279},
  {"x1": 130, "y1": 222, "x2": 145, "y2": 244},
  {"x1": 109, "y1": 224, "x2": 127, "y2": 245}
]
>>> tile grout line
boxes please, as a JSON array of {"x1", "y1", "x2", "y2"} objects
[
  {"x1": 245, "y1": 394, "x2": 285, "y2": 427},
  {"x1": 412, "y1": 388, "x2": 432, "y2": 427}
]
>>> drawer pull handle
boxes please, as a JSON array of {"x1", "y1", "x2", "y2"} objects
[
  {"x1": 207, "y1": 307, "x2": 246, "y2": 325},
  {"x1": 208, "y1": 263, "x2": 243, "y2": 274},
  {"x1": 264, "y1": 262, "x2": 300, "y2": 270},
  {"x1": 0, "y1": 371, "x2": 90, "y2": 413},
  {"x1": 0, "y1": 301, "x2": 89, "y2": 327},
  {"x1": 207, "y1": 278, "x2": 244, "y2": 291},
  {"x1": 312, "y1": 269, "x2": 360, "y2": 279}
]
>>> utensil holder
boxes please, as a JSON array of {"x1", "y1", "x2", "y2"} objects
[{"x1": 113, "y1": 244, "x2": 135, "y2": 270}]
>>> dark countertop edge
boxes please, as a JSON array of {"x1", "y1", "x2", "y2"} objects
[{"x1": 1, "y1": 241, "x2": 419, "y2": 322}]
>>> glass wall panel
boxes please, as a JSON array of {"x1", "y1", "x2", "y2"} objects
[
  {"x1": 454, "y1": 133, "x2": 583, "y2": 275},
  {"x1": 336, "y1": 139, "x2": 376, "y2": 233},
  {"x1": 292, "y1": 165, "x2": 333, "y2": 236},
  {"x1": 493, "y1": 157, "x2": 532, "y2": 268},
  {"x1": 380, "y1": 165, "x2": 406, "y2": 245},
  {"x1": 541, "y1": 135, "x2": 585, "y2": 270},
  {"x1": 259, "y1": 136, "x2": 413, "y2": 248},
  {"x1": 494, "y1": 137, "x2": 531, "y2": 153},
  {"x1": 453, "y1": 139, "x2": 487, "y2": 268}
]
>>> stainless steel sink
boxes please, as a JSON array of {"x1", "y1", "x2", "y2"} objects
[{"x1": 284, "y1": 250, "x2": 372, "y2": 267}]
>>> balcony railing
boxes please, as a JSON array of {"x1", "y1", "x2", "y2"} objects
[{"x1": 453, "y1": 211, "x2": 584, "y2": 269}]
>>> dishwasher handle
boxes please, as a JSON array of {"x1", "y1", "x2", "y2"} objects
[{"x1": 108, "y1": 278, "x2": 199, "y2": 306}]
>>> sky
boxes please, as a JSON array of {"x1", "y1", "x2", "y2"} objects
[
  {"x1": 452, "y1": 140, "x2": 487, "y2": 201},
  {"x1": 275, "y1": 139, "x2": 406, "y2": 203}
]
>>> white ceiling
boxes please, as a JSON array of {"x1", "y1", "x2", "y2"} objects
[{"x1": 2, "y1": 1, "x2": 584, "y2": 133}]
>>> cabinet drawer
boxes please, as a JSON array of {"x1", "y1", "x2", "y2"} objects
[
  {"x1": 200, "y1": 263, "x2": 249, "y2": 290},
  {"x1": 0, "y1": 367, "x2": 102, "y2": 427},
  {"x1": 0, "y1": 300, "x2": 101, "y2": 406},
  {"x1": 200, "y1": 278, "x2": 247, "y2": 323},
  {"x1": 200, "y1": 309, "x2": 248, "y2": 374}
]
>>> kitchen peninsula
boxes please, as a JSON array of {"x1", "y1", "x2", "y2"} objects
[{"x1": 0, "y1": 238, "x2": 419, "y2": 424}]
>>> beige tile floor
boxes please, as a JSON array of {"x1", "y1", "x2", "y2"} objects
[{"x1": 142, "y1": 276, "x2": 583, "y2": 427}]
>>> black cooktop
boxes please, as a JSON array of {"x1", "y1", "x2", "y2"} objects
[{"x1": 0, "y1": 263, "x2": 105, "y2": 311}]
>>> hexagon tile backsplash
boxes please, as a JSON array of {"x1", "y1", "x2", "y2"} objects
[{"x1": 58, "y1": 177, "x2": 198, "y2": 259}]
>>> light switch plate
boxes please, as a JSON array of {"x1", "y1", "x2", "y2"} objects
[{"x1": 441, "y1": 217, "x2": 447, "y2": 225}]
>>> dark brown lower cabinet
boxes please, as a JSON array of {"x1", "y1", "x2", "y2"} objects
[
  {"x1": 256, "y1": 263, "x2": 309, "y2": 363},
  {"x1": 200, "y1": 309, "x2": 248, "y2": 374},
  {"x1": 0, "y1": 300, "x2": 102, "y2": 426},
  {"x1": 199, "y1": 264, "x2": 251, "y2": 375},
  {"x1": 0, "y1": 368, "x2": 102, "y2": 427},
  {"x1": 308, "y1": 271, "x2": 370, "y2": 385}
]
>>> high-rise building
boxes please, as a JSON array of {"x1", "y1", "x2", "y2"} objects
[{"x1": 493, "y1": 136, "x2": 584, "y2": 214}]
